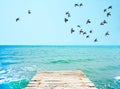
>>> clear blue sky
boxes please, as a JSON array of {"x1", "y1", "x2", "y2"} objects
[{"x1": 0, "y1": 0, "x2": 120, "y2": 45}]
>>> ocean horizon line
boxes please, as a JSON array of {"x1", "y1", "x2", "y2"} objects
[{"x1": 0, "y1": 45, "x2": 120, "y2": 48}]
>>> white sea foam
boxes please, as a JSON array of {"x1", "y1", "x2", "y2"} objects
[
  {"x1": 115, "y1": 76, "x2": 120, "y2": 81},
  {"x1": 0, "y1": 75, "x2": 25, "y2": 84},
  {"x1": 0, "y1": 70, "x2": 6, "y2": 74},
  {"x1": 0, "y1": 76, "x2": 6, "y2": 84},
  {"x1": 0, "y1": 79, "x2": 5, "y2": 84}
]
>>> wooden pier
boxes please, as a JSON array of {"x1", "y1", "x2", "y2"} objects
[{"x1": 25, "y1": 70, "x2": 98, "y2": 89}]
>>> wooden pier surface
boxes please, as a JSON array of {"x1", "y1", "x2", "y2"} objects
[{"x1": 25, "y1": 70, "x2": 98, "y2": 89}]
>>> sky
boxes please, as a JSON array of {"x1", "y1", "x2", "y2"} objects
[{"x1": 0, "y1": 0, "x2": 120, "y2": 45}]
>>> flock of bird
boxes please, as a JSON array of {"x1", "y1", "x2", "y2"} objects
[
  {"x1": 15, "y1": 3, "x2": 112, "y2": 43},
  {"x1": 16, "y1": 10, "x2": 31, "y2": 22},
  {"x1": 64, "y1": 3, "x2": 112, "y2": 42}
]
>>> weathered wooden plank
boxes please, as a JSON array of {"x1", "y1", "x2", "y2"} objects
[{"x1": 25, "y1": 70, "x2": 98, "y2": 89}]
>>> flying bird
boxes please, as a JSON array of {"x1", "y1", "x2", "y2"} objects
[
  {"x1": 107, "y1": 12, "x2": 111, "y2": 17},
  {"x1": 83, "y1": 32, "x2": 87, "y2": 35},
  {"x1": 68, "y1": 14, "x2": 71, "y2": 17},
  {"x1": 108, "y1": 5, "x2": 112, "y2": 9},
  {"x1": 75, "y1": 4, "x2": 79, "y2": 7},
  {"x1": 86, "y1": 35, "x2": 89, "y2": 38},
  {"x1": 66, "y1": 11, "x2": 69, "y2": 15},
  {"x1": 90, "y1": 30, "x2": 92, "y2": 33},
  {"x1": 100, "y1": 22, "x2": 104, "y2": 25},
  {"x1": 100, "y1": 20, "x2": 107, "y2": 25},
  {"x1": 28, "y1": 10, "x2": 31, "y2": 14},
  {"x1": 86, "y1": 19, "x2": 91, "y2": 24},
  {"x1": 16, "y1": 18, "x2": 19, "y2": 22},
  {"x1": 64, "y1": 18, "x2": 68, "y2": 23},
  {"x1": 105, "y1": 31, "x2": 110, "y2": 36},
  {"x1": 71, "y1": 28, "x2": 75, "y2": 34},
  {"x1": 77, "y1": 25, "x2": 81, "y2": 28},
  {"x1": 103, "y1": 20, "x2": 107, "y2": 24},
  {"x1": 94, "y1": 38, "x2": 98, "y2": 42},
  {"x1": 79, "y1": 29, "x2": 83, "y2": 34},
  {"x1": 66, "y1": 11, "x2": 70, "y2": 17},
  {"x1": 104, "y1": 9, "x2": 107, "y2": 12},
  {"x1": 80, "y1": 3, "x2": 83, "y2": 7}
]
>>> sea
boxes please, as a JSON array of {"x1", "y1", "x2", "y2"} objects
[{"x1": 0, "y1": 45, "x2": 120, "y2": 89}]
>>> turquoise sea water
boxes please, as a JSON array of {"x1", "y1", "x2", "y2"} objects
[{"x1": 0, "y1": 45, "x2": 120, "y2": 89}]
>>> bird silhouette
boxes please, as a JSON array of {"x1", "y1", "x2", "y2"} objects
[
  {"x1": 66, "y1": 12, "x2": 70, "y2": 17},
  {"x1": 80, "y1": 3, "x2": 83, "y2": 7},
  {"x1": 105, "y1": 31, "x2": 110, "y2": 36},
  {"x1": 103, "y1": 20, "x2": 107, "y2": 24},
  {"x1": 79, "y1": 29, "x2": 83, "y2": 34},
  {"x1": 75, "y1": 4, "x2": 79, "y2": 7},
  {"x1": 86, "y1": 35, "x2": 89, "y2": 38},
  {"x1": 68, "y1": 14, "x2": 71, "y2": 17},
  {"x1": 100, "y1": 20, "x2": 107, "y2": 25},
  {"x1": 104, "y1": 9, "x2": 107, "y2": 12},
  {"x1": 77, "y1": 25, "x2": 81, "y2": 28},
  {"x1": 64, "y1": 18, "x2": 68, "y2": 23},
  {"x1": 83, "y1": 32, "x2": 87, "y2": 35},
  {"x1": 28, "y1": 10, "x2": 31, "y2": 14},
  {"x1": 94, "y1": 38, "x2": 98, "y2": 42},
  {"x1": 90, "y1": 30, "x2": 92, "y2": 33},
  {"x1": 66, "y1": 11, "x2": 69, "y2": 15},
  {"x1": 86, "y1": 19, "x2": 91, "y2": 24},
  {"x1": 71, "y1": 28, "x2": 75, "y2": 34},
  {"x1": 16, "y1": 18, "x2": 19, "y2": 22},
  {"x1": 108, "y1": 5, "x2": 112, "y2": 9},
  {"x1": 107, "y1": 12, "x2": 111, "y2": 17},
  {"x1": 100, "y1": 22, "x2": 104, "y2": 25}
]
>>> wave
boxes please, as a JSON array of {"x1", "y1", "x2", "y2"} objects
[
  {"x1": 50, "y1": 60, "x2": 71, "y2": 64},
  {"x1": 115, "y1": 76, "x2": 120, "y2": 81},
  {"x1": 49, "y1": 58, "x2": 93, "y2": 64},
  {"x1": 0, "y1": 79, "x2": 28, "y2": 89}
]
